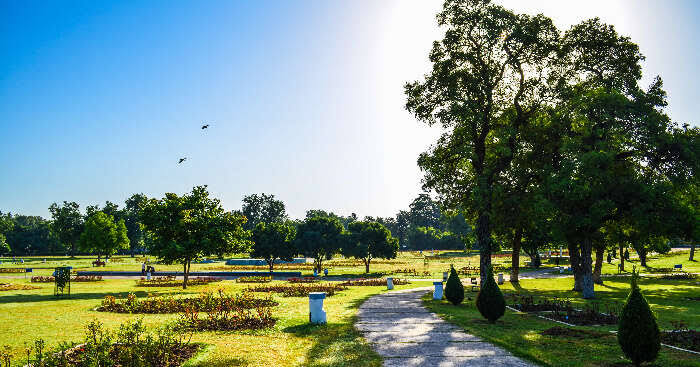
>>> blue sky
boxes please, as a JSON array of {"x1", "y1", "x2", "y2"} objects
[{"x1": 1, "y1": 0, "x2": 698, "y2": 219}]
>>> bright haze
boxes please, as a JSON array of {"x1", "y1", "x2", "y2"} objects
[{"x1": 1, "y1": 0, "x2": 697, "y2": 219}]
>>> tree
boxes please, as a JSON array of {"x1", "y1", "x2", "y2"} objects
[
  {"x1": 124, "y1": 194, "x2": 148, "y2": 257},
  {"x1": 408, "y1": 194, "x2": 442, "y2": 230},
  {"x1": 0, "y1": 234, "x2": 9, "y2": 256},
  {"x1": 251, "y1": 221, "x2": 297, "y2": 272},
  {"x1": 476, "y1": 265, "x2": 506, "y2": 323},
  {"x1": 618, "y1": 269, "x2": 660, "y2": 366},
  {"x1": 79, "y1": 212, "x2": 129, "y2": 260},
  {"x1": 141, "y1": 186, "x2": 250, "y2": 289},
  {"x1": 48, "y1": 201, "x2": 83, "y2": 257},
  {"x1": 295, "y1": 216, "x2": 343, "y2": 272},
  {"x1": 241, "y1": 193, "x2": 287, "y2": 231},
  {"x1": 405, "y1": 0, "x2": 558, "y2": 284},
  {"x1": 444, "y1": 266, "x2": 465, "y2": 305},
  {"x1": 344, "y1": 221, "x2": 399, "y2": 273}
]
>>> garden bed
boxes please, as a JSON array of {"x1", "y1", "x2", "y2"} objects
[
  {"x1": 508, "y1": 294, "x2": 620, "y2": 326},
  {"x1": 0, "y1": 268, "x2": 26, "y2": 273},
  {"x1": 135, "y1": 276, "x2": 222, "y2": 287},
  {"x1": 541, "y1": 326, "x2": 610, "y2": 339},
  {"x1": 248, "y1": 283, "x2": 347, "y2": 297},
  {"x1": 287, "y1": 277, "x2": 318, "y2": 283},
  {"x1": 236, "y1": 276, "x2": 272, "y2": 283},
  {"x1": 31, "y1": 275, "x2": 103, "y2": 283},
  {"x1": 0, "y1": 283, "x2": 39, "y2": 291},
  {"x1": 176, "y1": 306, "x2": 276, "y2": 331},
  {"x1": 97, "y1": 291, "x2": 277, "y2": 313},
  {"x1": 339, "y1": 278, "x2": 410, "y2": 287}
]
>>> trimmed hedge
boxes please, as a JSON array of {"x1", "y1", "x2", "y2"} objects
[
  {"x1": 476, "y1": 265, "x2": 505, "y2": 323},
  {"x1": 618, "y1": 268, "x2": 660, "y2": 366}
]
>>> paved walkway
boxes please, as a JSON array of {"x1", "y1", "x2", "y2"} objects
[{"x1": 357, "y1": 288, "x2": 535, "y2": 367}]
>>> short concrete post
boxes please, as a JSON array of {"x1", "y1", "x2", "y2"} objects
[
  {"x1": 146, "y1": 272, "x2": 151, "y2": 281},
  {"x1": 386, "y1": 277, "x2": 394, "y2": 290},
  {"x1": 433, "y1": 281, "x2": 443, "y2": 300},
  {"x1": 497, "y1": 273, "x2": 504, "y2": 285},
  {"x1": 309, "y1": 292, "x2": 327, "y2": 324}
]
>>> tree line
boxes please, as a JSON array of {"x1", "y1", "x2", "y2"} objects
[{"x1": 405, "y1": 0, "x2": 699, "y2": 298}]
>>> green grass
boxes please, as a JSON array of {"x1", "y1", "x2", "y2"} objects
[
  {"x1": 0, "y1": 271, "x2": 430, "y2": 367},
  {"x1": 423, "y1": 275, "x2": 700, "y2": 367}
]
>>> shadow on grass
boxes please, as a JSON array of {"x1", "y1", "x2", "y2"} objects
[
  {"x1": 0, "y1": 290, "x2": 150, "y2": 304},
  {"x1": 281, "y1": 294, "x2": 382, "y2": 367}
]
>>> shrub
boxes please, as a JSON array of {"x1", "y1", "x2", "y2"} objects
[
  {"x1": 98, "y1": 290, "x2": 277, "y2": 314},
  {"x1": 32, "y1": 275, "x2": 103, "y2": 283},
  {"x1": 617, "y1": 268, "x2": 660, "y2": 366},
  {"x1": 339, "y1": 278, "x2": 410, "y2": 287},
  {"x1": 444, "y1": 266, "x2": 464, "y2": 305},
  {"x1": 476, "y1": 265, "x2": 505, "y2": 323},
  {"x1": 236, "y1": 276, "x2": 272, "y2": 283},
  {"x1": 136, "y1": 276, "x2": 221, "y2": 287},
  {"x1": 248, "y1": 283, "x2": 347, "y2": 297},
  {"x1": 177, "y1": 305, "x2": 276, "y2": 331},
  {"x1": 0, "y1": 283, "x2": 39, "y2": 291},
  {"x1": 287, "y1": 277, "x2": 318, "y2": 283}
]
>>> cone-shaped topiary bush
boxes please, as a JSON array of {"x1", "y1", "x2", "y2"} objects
[
  {"x1": 444, "y1": 265, "x2": 465, "y2": 305},
  {"x1": 476, "y1": 265, "x2": 505, "y2": 323},
  {"x1": 617, "y1": 267, "x2": 660, "y2": 366}
]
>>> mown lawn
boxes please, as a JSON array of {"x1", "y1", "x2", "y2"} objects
[
  {"x1": 0, "y1": 274, "x2": 430, "y2": 367},
  {"x1": 424, "y1": 275, "x2": 700, "y2": 367}
]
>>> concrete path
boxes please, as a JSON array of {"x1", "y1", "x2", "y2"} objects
[{"x1": 357, "y1": 288, "x2": 536, "y2": 367}]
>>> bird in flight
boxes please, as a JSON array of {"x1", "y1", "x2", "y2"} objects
[
  {"x1": 201, "y1": 123, "x2": 210, "y2": 129},
  {"x1": 178, "y1": 157, "x2": 187, "y2": 164}
]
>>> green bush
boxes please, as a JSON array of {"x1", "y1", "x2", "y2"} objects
[
  {"x1": 444, "y1": 266, "x2": 464, "y2": 305},
  {"x1": 617, "y1": 268, "x2": 660, "y2": 366},
  {"x1": 476, "y1": 265, "x2": 505, "y2": 323}
]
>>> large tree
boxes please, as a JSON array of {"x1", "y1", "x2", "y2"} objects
[
  {"x1": 295, "y1": 216, "x2": 343, "y2": 272},
  {"x1": 124, "y1": 193, "x2": 148, "y2": 257},
  {"x1": 48, "y1": 201, "x2": 83, "y2": 257},
  {"x1": 344, "y1": 221, "x2": 399, "y2": 273},
  {"x1": 79, "y1": 211, "x2": 129, "y2": 260},
  {"x1": 241, "y1": 193, "x2": 287, "y2": 231},
  {"x1": 141, "y1": 186, "x2": 250, "y2": 288},
  {"x1": 405, "y1": 0, "x2": 558, "y2": 283},
  {"x1": 251, "y1": 221, "x2": 297, "y2": 272}
]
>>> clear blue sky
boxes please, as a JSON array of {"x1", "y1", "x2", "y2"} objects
[{"x1": 1, "y1": 0, "x2": 698, "y2": 219}]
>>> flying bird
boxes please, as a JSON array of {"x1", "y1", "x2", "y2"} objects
[
  {"x1": 178, "y1": 157, "x2": 187, "y2": 164},
  {"x1": 201, "y1": 124, "x2": 210, "y2": 129}
]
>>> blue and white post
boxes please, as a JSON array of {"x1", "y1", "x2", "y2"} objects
[
  {"x1": 433, "y1": 281, "x2": 443, "y2": 300},
  {"x1": 309, "y1": 292, "x2": 327, "y2": 324},
  {"x1": 386, "y1": 277, "x2": 394, "y2": 290}
]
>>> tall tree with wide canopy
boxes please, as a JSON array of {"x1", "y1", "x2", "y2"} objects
[
  {"x1": 405, "y1": 0, "x2": 559, "y2": 283},
  {"x1": 251, "y1": 221, "x2": 297, "y2": 272},
  {"x1": 124, "y1": 193, "x2": 148, "y2": 257},
  {"x1": 48, "y1": 201, "x2": 84, "y2": 257},
  {"x1": 79, "y1": 211, "x2": 129, "y2": 260},
  {"x1": 344, "y1": 221, "x2": 399, "y2": 273},
  {"x1": 141, "y1": 186, "x2": 250, "y2": 289},
  {"x1": 295, "y1": 216, "x2": 343, "y2": 272},
  {"x1": 241, "y1": 193, "x2": 287, "y2": 231}
]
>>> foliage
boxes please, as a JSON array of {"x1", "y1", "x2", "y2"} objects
[
  {"x1": 287, "y1": 277, "x2": 318, "y2": 283},
  {"x1": 295, "y1": 216, "x2": 343, "y2": 272},
  {"x1": 343, "y1": 221, "x2": 399, "y2": 273},
  {"x1": 177, "y1": 305, "x2": 276, "y2": 332},
  {"x1": 79, "y1": 211, "x2": 129, "y2": 260},
  {"x1": 476, "y1": 266, "x2": 505, "y2": 323},
  {"x1": 31, "y1": 275, "x2": 102, "y2": 283},
  {"x1": 339, "y1": 278, "x2": 410, "y2": 287},
  {"x1": 141, "y1": 186, "x2": 251, "y2": 288},
  {"x1": 251, "y1": 221, "x2": 296, "y2": 271},
  {"x1": 135, "y1": 276, "x2": 221, "y2": 287},
  {"x1": 618, "y1": 269, "x2": 660, "y2": 366},
  {"x1": 236, "y1": 276, "x2": 272, "y2": 283},
  {"x1": 124, "y1": 193, "x2": 148, "y2": 256},
  {"x1": 241, "y1": 193, "x2": 287, "y2": 231},
  {"x1": 248, "y1": 283, "x2": 347, "y2": 297},
  {"x1": 98, "y1": 290, "x2": 277, "y2": 314},
  {"x1": 48, "y1": 201, "x2": 83, "y2": 257},
  {"x1": 0, "y1": 283, "x2": 40, "y2": 291},
  {"x1": 444, "y1": 266, "x2": 464, "y2": 305}
]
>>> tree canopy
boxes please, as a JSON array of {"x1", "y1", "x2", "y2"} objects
[
  {"x1": 79, "y1": 211, "x2": 129, "y2": 260},
  {"x1": 48, "y1": 201, "x2": 83, "y2": 257},
  {"x1": 241, "y1": 193, "x2": 287, "y2": 231},
  {"x1": 251, "y1": 221, "x2": 297, "y2": 272},
  {"x1": 343, "y1": 221, "x2": 399, "y2": 273},
  {"x1": 295, "y1": 216, "x2": 343, "y2": 272}
]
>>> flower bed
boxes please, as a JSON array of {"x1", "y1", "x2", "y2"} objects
[
  {"x1": 236, "y1": 276, "x2": 272, "y2": 283},
  {"x1": 248, "y1": 283, "x2": 347, "y2": 297},
  {"x1": 508, "y1": 294, "x2": 621, "y2": 326},
  {"x1": 98, "y1": 290, "x2": 277, "y2": 314},
  {"x1": 662, "y1": 323, "x2": 700, "y2": 352},
  {"x1": 339, "y1": 278, "x2": 411, "y2": 286},
  {"x1": 0, "y1": 268, "x2": 25, "y2": 273},
  {"x1": 0, "y1": 283, "x2": 40, "y2": 291},
  {"x1": 176, "y1": 306, "x2": 276, "y2": 331},
  {"x1": 287, "y1": 277, "x2": 318, "y2": 283},
  {"x1": 31, "y1": 275, "x2": 103, "y2": 283},
  {"x1": 136, "y1": 276, "x2": 222, "y2": 287},
  {"x1": 660, "y1": 272, "x2": 697, "y2": 280}
]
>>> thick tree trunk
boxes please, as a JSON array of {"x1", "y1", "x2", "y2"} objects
[
  {"x1": 569, "y1": 243, "x2": 583, "y2": 292},
  {"x1": 690, "y1": 243, "x2": 696, "y2": 261},
  {"x1": 592, "y1": 246, "x2": 604, "y2": 285},
  {"x1": 510, "y1": 226, "x2": 523, "y2": 282},
  {"x1": 619, "y1": 244, "x2": 625, "y2": 272},
  {"x1": 477, "y1": 211, "x2": 493, "y2": 285},
  {"x1": 639, "y1": 250, "x2": 648, "y2": 267},
  {"x1": 183, "y1": 261, "x2": 190, "y2": 289},
  {"x1": 581, "y1": 240, "x2": 595, "y2": 299},
  {"x1": 364, "y1": 258, "x2": 370, "y2": 273}
]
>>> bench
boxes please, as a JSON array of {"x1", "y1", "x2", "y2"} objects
[
  {"x1": 470, "y1": 277, "x2": 480, "y2": 292},
  {"x1": 674, "y1": 264, "x2": 683, "y2": 271}
]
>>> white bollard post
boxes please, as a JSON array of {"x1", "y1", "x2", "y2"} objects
[
  {"x1": 386, "y1": 277, "x2": 394, "y2": 290},
  {"x1": 146, "y1": 272, "x2": 151, "y2": 281},
  {"x1": 309, "y1": 292, "x2": 327, "y2": 324},
  {"x1": 433, "y1": 281, "x2": 443, "y2": 300},
  {"x1": 497, "y1": 273, "x2": 504, "y2": 285}
]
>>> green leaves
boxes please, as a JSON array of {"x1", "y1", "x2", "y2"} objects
[
  {"x1": 251, "y1": 221, "x2": 296, "y2": 271},
  {"x1": 343, "y1": 221, "x2": 398, "y2": 273},
  {"x1": 79, "y1": 211, "x2": 129, "y2": 258}
]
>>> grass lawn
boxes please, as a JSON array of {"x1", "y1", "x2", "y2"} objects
[
  {"x1": 0, "y1": 273, "x2": 430, "y2": 367},
  {"x1": 424, "y1": 275, "x2": 700, "y2": 367}
]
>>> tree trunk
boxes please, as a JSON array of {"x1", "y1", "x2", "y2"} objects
[
  {"x1": 639, "y1": 250, "x2": 647, "y2": 267},
  {"x1": 592, "y1": 246, "x2": 604, "y2": 285},
  {"x1": 268, "y1": 259, "x2": 274, "y2": 273},
  {"x1": 183, "y1": 261, "x2": 190, "y2": 289},
  {"x1": 619, "y1": 244, "x2": 625, "y2": 272},
  {"x1": 569, "y1": 243, "x2": 583, "y2": 291},
  {"x1": 510, "y1": 226, "x2": 522, "y2": 282},
  {"x1": 690, "y1": 242, "x2": 696, "y2": 261},
  {"x1": 315, "y1": 258, "x2": 322, "y2": 273},
  {"x1": 581, "y1": 240, "x2": 595, "y2": 299},
  {"x1": 476, "y1": 212, "x2": 493, "y2": 285},
  {"x1": 364, "y1": 258, "x2": 370, "y2": 273}
]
